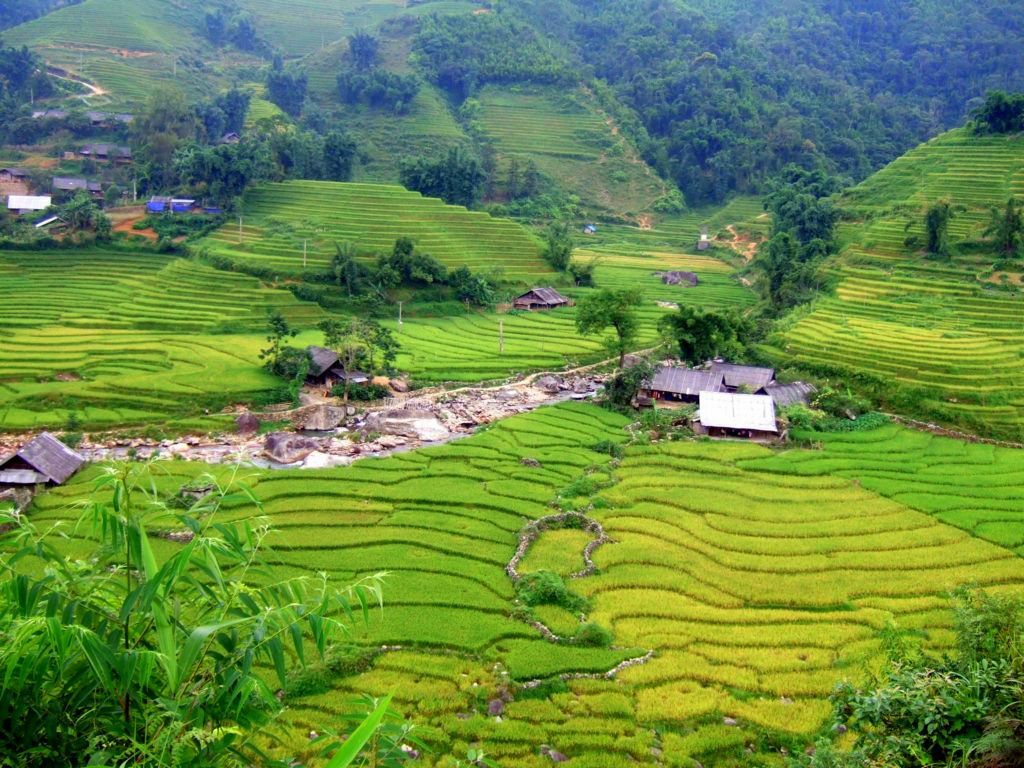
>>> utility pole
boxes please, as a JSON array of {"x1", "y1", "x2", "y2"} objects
[
  {"x1": 238, "y1": 215, "x2": 243, "y2": 244},
  {"x1": 398, "y1": 301, "x2": 404, "y2": 326},
  {"x1": 499, "y1": 319, "x2": 504, "y2": 354}
]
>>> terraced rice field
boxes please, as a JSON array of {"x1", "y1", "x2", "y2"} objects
[
  {"x1": 29, "y1": 406, "x2": 1024, "y2": 766},
  {"x1": 0, "y1": 249, "x2": 323, "y2": 430},
  {"x1": 477, "y1": 86, "x2": 668, "y2": 218},
  {"x1": 765, "y1": 129, "x2": 1024, "y2": 440},
  {"x1": 4, "y1": 0, "x2": 225, "y2": 105},
  {"x1": 236, "y1": 0, "x2": 476, "y2": 57},
  {"x1": 203, "y1": 181, "x2": 549, "y2": 277},
  {"x1": 386, "y1": 250, "x2": 754, "y2": 383}
]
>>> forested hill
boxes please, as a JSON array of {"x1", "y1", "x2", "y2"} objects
[
  {"x1": 512, "y1": 0, "x2": 1024, "y2": 205},
  {"x1": 0, "y1": 0, "x2": 82, "y2": 30}
]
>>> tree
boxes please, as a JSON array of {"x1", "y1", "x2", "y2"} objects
[
  {"x1": 323, "y1": 129, "x2": 357, "y2": 181},
  {"x1": 332, "y1": 241, "x2": 366, "y2": 296},
  {"x1": 542, "y1": 223, "x2": 573, "y2": 272},
  {"x1": 449, "y1": 265, "x2": 495, "y2": 306},
  {"x1": 660, "y1": 306, "x2": 749, "y2": 363},
  {"x1": 133, "y1": 87, "x2": 200, "y2": 191},
  {"x1": 0, "y1": 463, "x2": 386, "y2": 767},
  {"x1": 348, "y1": 31, "x2": 380, "y2": 71},
  {"x1": 575, "y1": 288, "x2": 643, "y2": 368},
  {"x1": 266, "y1": 56, "x2": 308, "y2": 117},
  {"x1": 319, "y1": 318, "x2": 369, "y2": 403},
  {"x1": 756, "y1": 231, "x2": 800, "y2": 309},
  {"x1": 58, "y1": 191, "x2": 110, "y2": 236},
  {"x1": 260, "y1": 310, "x2": 298, "y2": 375},
  {"x1": 399, "y1": 146, "x2": 485, "y2": 207},
  {"x1": 984, "y1": 197, "x2": 1024, "y2": 259},
  {"x1": 568, "y1": 257, "x2": 597, "y2": 287},
  {"x1": 971, "y1": 91, "x2": 1024, "y2": 135},
  {"x1": 925, "y1": 199, "x2": 954, "y2": 258}
]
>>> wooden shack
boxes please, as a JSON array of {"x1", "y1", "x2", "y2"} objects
[
  {"x1": 513, "y1": 287, "x2": 570, "y2": 311},
  {"x1": 0, "y1": 433, "x2": 85, "y2": 489},
  {"x1": 643, "y1": 366, "x2": 724, "y2": 404},
  {"x1": 305, "y1": 346, "x2": 369, "y2": 390},
  {"x1": 710, "y1": 362, "x2": 776, "y2": 393}
]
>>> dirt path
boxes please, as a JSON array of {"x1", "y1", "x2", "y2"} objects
[
  {"x1": 720, "y1": 225, "x2": 761, "y2": 262},
  {"x1": 47, "y1": 67, "x2": 108, "y2": 98}
]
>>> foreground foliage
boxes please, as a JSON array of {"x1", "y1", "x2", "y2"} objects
[{"x1": 0, "y1": 463, "x2": 384, "y2": 767}]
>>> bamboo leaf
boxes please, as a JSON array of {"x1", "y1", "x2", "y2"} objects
[{"x1": 324, "y1": 695, "x2": 392, "y2": 768}]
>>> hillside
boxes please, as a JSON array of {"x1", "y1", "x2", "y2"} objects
[
  {"x1": 2, "y1": 0, "x2": 232, "y2": 105},
  {"x1": 764, "y1": 128, "x2": 1024, "y2": 440},
  {"x1": 203, "y1": 180, "x2": 549, "y2": 277},
  {"x1": 32, "y1": 406, "x2": 1024, "y2": 764}
]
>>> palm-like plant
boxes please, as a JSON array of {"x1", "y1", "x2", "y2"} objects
[{"x1": 0, "y1": 461, "x2": 386, "y2": 767}]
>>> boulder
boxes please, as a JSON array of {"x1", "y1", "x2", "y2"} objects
[
  {"x1": 573, "y1": 378, "x2": 595, "y2": 394},
  {"x1": 520, "y1": 457, "x2": 542, "y2": 468},
  {"x1": 390, "y1": 378, "x2": 410, "y2": 393},
  {"x1": 303, "y1": 451, "x2": 352, "y2": 470},
  {"x1": 363, "y1": 408, "x2": 450, "y2": 442},
  {"x1": 723, "y1": 717, "x2": 738, "y2": 727},
  {"x1": 487, "y1": 699, "x2": 505, "y2": 717},
  {"x1": 622, "y1": 354, "x2": 644, "y2": 369},
  {"x1": 299, "y1": 406, "x2": 345, "y2": 431},
  {"x1": 535, "y1": 375, "x2": 564, "y2": 394},
  {"x1": 263, "y1": 432, "x2": 321, "y2": 465}
]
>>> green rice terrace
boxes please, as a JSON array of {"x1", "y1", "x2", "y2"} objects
[
  {"x1": 202, "y1": 181, "x2": 550, "y2": 277},
  {"x1": 475, "y1": 86, "x2": 669, "y2": 218},
  {"x1": 2, "y1": 0, "x2": 231, "y2": 105},
  {"x1": 28, "y1": 403, "x2": 1024, "y2": 765},
  {"x1": 0, "y1": 242, "x2": 751, "y2": 426},
  {"x1": 0, "y1": 248, "x2": 323, "y2": 431},
  {"x1": 764, "y1": 129, "x2": 1024, "y2": 440}
]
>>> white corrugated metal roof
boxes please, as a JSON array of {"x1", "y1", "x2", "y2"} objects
[
  {"x1": 7, "y1": 195, "x2": 51, "y2": 211},
  {"x1": 698, "y1": 391, "x2": 778, "y2": 432}
]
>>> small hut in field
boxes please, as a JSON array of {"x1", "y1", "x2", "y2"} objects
[
  {"x1": 513, "y1": 287, "x2": 570, "y2": 311},
  {"x1": 0, "y1": 433, "x2": 85, "y2": 490}
]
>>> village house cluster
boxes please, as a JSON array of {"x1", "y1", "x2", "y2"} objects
[{"x1": 640, "y1": 362, "x2": 816, "y2": 440}]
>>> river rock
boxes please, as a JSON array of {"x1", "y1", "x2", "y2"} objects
[
  {"x1": 299, "y1": 406, "x2": 345, "y2": 431},
  {"x1": 263, "y1": 432, "x2": 321, "y2": 464},
  {"x1": 573, "y1": 378, "x2": 595, "y2": 394},
  {"x1": 363, "y1": 408, "x2": 450, "y2": 442},
  {"x1": 535, "y1": 375, "x2": 564, "y2": 393},
  {"x1": 303, "y1": 451, "x2": 352, "y2": 470}
]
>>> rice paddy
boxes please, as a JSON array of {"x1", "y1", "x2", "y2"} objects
[
  {"x1": 476, "y1": 86, "x2": 669, "y2": 218},
  {"x1": 202, "y1": 181, "x2": 550, "y2": 278},
  {"x1": 0, "y1": 248, "x2": 323, "y2": 430},
  {"x1": 28, "y1": 404, "x2": 1024, "y2": 766},
  {"x1": 764, "y1": 128, "x2": 1024, "y2": 440}
]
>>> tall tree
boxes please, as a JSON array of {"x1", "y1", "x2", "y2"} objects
[
  {"x1": 323, "y1": 129, "x2": 357, "y2": 181},
  {"x1": 348, "y1": 31, "x2": 380, "y2": 71},
  {"x1": 660, "y1": 307, "x2": 749, "y2": 364},
  {"x1": 984, "y1": 198, "x2": 1024, "y2": 259},
  {"x1": 259, "y1": 310, "x2": 298, "y2": 375},
  {"x1": 925, "y1": 199, "x2": 954, "y2": 258},
  {"x1": 575, "y1": 288, "x2": 643, "y2": 367},
  {"x1": 318, "y1": 317, "x2": 368, "y2": 403},
  {"x1": 542, "y1": 223, "x2": 573, "y2": 272},
  {"x1": 266, "y1": 56, "x2": 308, "y2": 117}
]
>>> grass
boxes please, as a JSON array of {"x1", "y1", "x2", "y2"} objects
[
  {"x1": 475, "y1": 85, "x2": 669, "y2": 219},
  {"x1": 26, "y1": 406, "x2": 1024, "y2": 766},
  {"x1": 763, "y1": 128, "x2": 1024, "y2": 440}
]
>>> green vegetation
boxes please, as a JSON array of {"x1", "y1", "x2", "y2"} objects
[
  {"x1": 23, "y1": 404, "x2": 1024, "y2": 766},
  {"x1": 473, "y1": 85, "x2": 667, "y2": 219},
  {"x1": 0, "y1": 248, "x2": 322, "y2": 430},
  {"x1": 764, "y1": 128, "x2": 1024, "y2": 440},
  {"x1": 202, "y1": 180, "x2": 548, "y2": 277}
]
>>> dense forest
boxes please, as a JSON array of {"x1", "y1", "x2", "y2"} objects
[
  {"x1": 448, "y1": 0, "x2": 1024, "y2": 205},
  {"x1": 0, "y1": 0, "x2": 82, "y2": 30}
]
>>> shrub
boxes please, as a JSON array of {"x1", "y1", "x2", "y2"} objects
[
  {"x1": 574, "y1": 622, "x2": 613, "y2": 648},
  {"x1": 516, "y1": 570, "x2": 587, "y2": 613}
]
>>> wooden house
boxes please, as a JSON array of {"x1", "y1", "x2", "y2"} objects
[
  {"x1": 52, "y1": 177, "x2": 103, "y2": 198},
  {"x1": 513, "y1": 287, "x2": 570, "y2": 311},
  {"x1": 305, "y1": 346, "x2": 369, "y2": 390},
  {"x1": 764, "y1": 381, "x2": 816, "y2": 408},
  {"x1": 0, "y1": 433, "x2": 84, "y2": 490},
  {"x1": 710, "y1": 362, "x2": 776, "y2": 393},
  {"x1": 642, "y1": 366, "x2": 723, "y2": 404},
  {"x1": 694, "y1": 391, "x2": 778, "y2": 440},
  {"x1": 80, "y1": 144, "x2": 132, "y2": 164},
  {"x1": 0, "y1": 168, "x2": 29, "y2": 184}
]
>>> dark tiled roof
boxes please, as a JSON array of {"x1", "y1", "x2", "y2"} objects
[
  {"x1": 307, "y1": 346, "x2": 339, "y2": 376},
  {"x1": 710, "y1": 362, "x2": 776, "y2": 391},
  {"x1": 3, "y1": 433, "x2": 85, "y2": 484},
  {"x1": 516, "y1": 287, "x2": 568, "y2": 306},
  {"x1": 648, "y1": 367, "x2": 723, "y2": 396},
  {"x1": 765, "y1": 382, "x2": 817, "y2": 408}
]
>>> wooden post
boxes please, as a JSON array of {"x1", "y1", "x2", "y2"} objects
[{"x1": 398, "y1": 301, "x2": 404, "y2": 326}]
